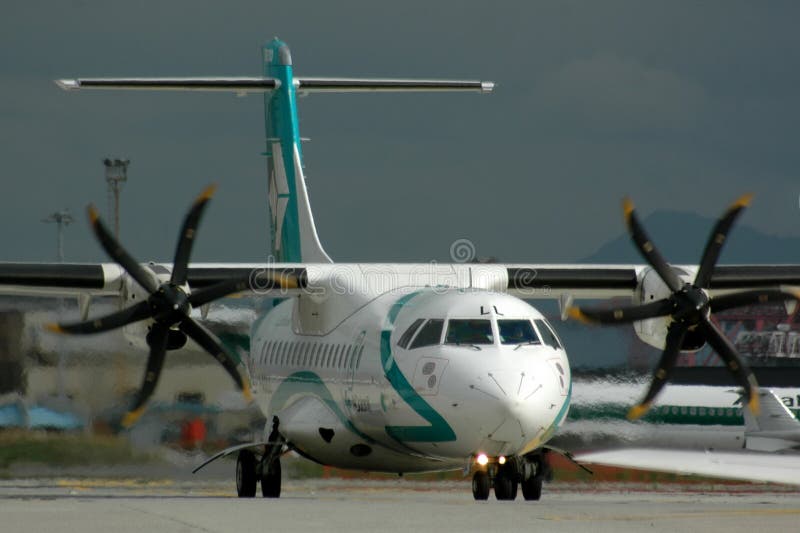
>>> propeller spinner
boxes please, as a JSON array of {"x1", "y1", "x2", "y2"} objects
[
  {"x1": 46, "y1": 185, "x2": 298, "y2": 427},
  {"x1": 567, "y1": 194, "x2": 800, "y2": 420}
]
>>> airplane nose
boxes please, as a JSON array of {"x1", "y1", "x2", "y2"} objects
[{"x1": 473, "y1": 362, "x2": 567, "y2": 455}]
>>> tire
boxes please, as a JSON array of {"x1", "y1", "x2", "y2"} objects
[
  {"x1": 494, "y1": 471, "x2": 517, "y2": 501},
  {"x1": 472, "y1": 471, "x2": 490, "y2": 500},
  {"x1": 236, "y1": 449, "x2": 257, "y2": 498},
  {"x1": 261, "y1": 458, "x2": 281, "y2": 498},
  {"x1": 521, "y1": 476, "x2": 542, "y2": 501}
]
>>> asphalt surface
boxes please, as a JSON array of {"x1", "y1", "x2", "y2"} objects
[{"x1": 2, "y1": 478, "x2": 800, "y2": 532}]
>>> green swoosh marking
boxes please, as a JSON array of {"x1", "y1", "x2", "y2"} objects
[
  {"x1": 381, "y1": 292, "x2": 456, "y2": 442},
  {"x1": 270, "y1": 370, "x2": 374, "y2": 443}
]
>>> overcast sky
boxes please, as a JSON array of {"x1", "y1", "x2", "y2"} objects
[{"x1": 2, "y1": 1, "x2": 799, "y2": 265}]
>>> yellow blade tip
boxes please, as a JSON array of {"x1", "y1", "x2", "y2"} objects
[
  {"x1": 87, "y1": 204, "x2": 99, "y2": 224},
  {"x1": 120, "y1": 406, "x2": 146, "y2": 428},
  {"x1": 198, "y1": 184, "x2": 217, "y2": 202},
  {"x1": 627, "y1": 403, "x2": 651, "y2": 421},
  {"x1": 733, "y1": 193, "x2": 754, "y2": 209},
  {"x1": 242, "y1": 384, "x2": 254, "y2": 403},
  {"x1": 44, "y1": 323, "x2": 64, "y2": 334},
  {"x1": 279, "y1": 274, "x2": 298, "y2": 290},
  {"x1": 566, "y1": 306, "x2": 592, "y2": 324},
  {"x1": 748, "y1": 392, "x2": 760, "y2": 416},
  {"x1": 622, "y1": 197, "x2": 635, "y2": 219}
]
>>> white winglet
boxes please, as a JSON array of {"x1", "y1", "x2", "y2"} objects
[{"x1": 55, "y1": 79, "x2": 79, "y2": 90}]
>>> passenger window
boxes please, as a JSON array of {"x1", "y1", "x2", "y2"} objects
[
  {"x1": 446, "y1": 319, "x2": 493, "y2": 345},
  {"x1": 397, "y1": 318, "x2": 425, "y2": 349},
  {"x1": 410, "y1": 319, "x2": 444, "y2": 349},
  {"x1": 534, "y1": 319, "x2": 562, "y2": 349},
  {"x1": 498, "y1": 320, "x2": 540, "y2": 345}
]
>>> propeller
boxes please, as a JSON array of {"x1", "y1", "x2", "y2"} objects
[
  {"x1": 46, "y1": 185, "x2": 299, "y2": 427},
  {"x1": 567, "y1": 194, "x2": 800, "y2": 420}
]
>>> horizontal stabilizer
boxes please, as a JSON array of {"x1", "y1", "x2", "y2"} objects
[
  {"x1": 55, "y1": 78, "x2": 280, "y2": 93},
  {"x1": 295, "y1": 77, "x2": 494, "y2": 93},
  {"x1": 577, "y1": 447, "x2": 800, "y2": 486}
]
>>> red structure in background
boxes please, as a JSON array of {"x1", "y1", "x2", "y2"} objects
[{"x1": 180, "y1": 417, "x2": 208, "y2": 450}]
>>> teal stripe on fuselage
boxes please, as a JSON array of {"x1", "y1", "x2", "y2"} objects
[
  {"x1": 269, "y1": 370, "x2": 374, "y2": 443},
  {"x1": 264, "y1": 38, "x2": 302, "y2": 262},
  {"x1": 565, "y1": 402, "x2": 787, "y2": 426},
  {"x1": 380, "y1": 291, "x2": 457, "y2": 443}
]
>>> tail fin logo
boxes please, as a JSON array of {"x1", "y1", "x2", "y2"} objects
[{"x1": 267, "y1": 141, "x2": 290, "y2": 256}]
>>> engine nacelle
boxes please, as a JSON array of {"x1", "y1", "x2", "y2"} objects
[
  {"x1": 632, "y1": 266, "x2": 706, "y2": 352},
  {"x1": 118, "y1": 264, "x2": 189, "y2": 351}
]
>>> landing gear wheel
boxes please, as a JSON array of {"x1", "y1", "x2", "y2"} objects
[
  {"x1": 494, "y1": 471, "x2": 518, "y2": 501},
  {"x1": 472, "y1": 471, "x2": 490, "y2": 500},
  {"x1": 521, "y1": 476, "x2": 543, "y2": 501},
  {"x1": 236, "y1": 449, "x2": 257, "y2": 498},
  {"x1": 261, "y1": 458, "x2": 281, "y2": 498}
]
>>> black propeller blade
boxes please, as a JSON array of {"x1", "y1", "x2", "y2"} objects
[
  {"x1": 568, "y1": 194, "x2": 800, "y2": 420},
  {"x1": 46, "y1": 186, "x2": 298, "y2": 427}
]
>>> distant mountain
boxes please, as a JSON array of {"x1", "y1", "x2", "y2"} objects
[{"x1": 582, "y1": 210, "x2": 800, "y2": 264}]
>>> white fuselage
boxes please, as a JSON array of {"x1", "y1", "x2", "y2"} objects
[{"x1": 247, "y1": 288, "x2": 570, "y2": 473}]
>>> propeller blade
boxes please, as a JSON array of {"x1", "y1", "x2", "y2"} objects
[
  {"x1": 87, "y1": 205, "x2": 159, "y2": 294},
  {"x1": 567, "y1": 298, "x2": 674, "y2": 325},
  {"x1": 694, "y1": 194, "x2": 753, "y2": 289},
  {"x1": 627, "y1": 324, "x2": 687, "y2": 420},
  {"x1": 121, "y1": 324, "x2": 169, "y2": 428},
  {"x1": 46, "y1": 301, "x2": 152, "y2": 335},
  {"x1": 623, "y1": 198, "x2": 683, "y2": 293},
  {"x1": 710, "y1": 288, "x2": 800, "y2": 314},
  {"x1": 188, "y1": 270, "x2": 301, "y2": 308},
  {"x1": 698, "y1": 317, "x2": 760, "y2": 414},
  {"x1": 170, "y1": 184, "x2": 216, "y2": 286},
  {"x1": 179, "y1": 317, "x2": 253, "y2": 402},
  {"x1": 189, "y1": 276, "x2": 252, "y2": 308}
]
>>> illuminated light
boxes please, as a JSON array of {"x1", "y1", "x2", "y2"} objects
[
  {"x1": 498, "y1": 456, "x2": 506, "y2": 465},
  {"x1": 476, "y1": 454, "x2": 489, "y2": 466}
]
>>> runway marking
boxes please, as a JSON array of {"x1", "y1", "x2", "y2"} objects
[{"x1": 56, "y1": 479, "x2": 175, "y2": 489}]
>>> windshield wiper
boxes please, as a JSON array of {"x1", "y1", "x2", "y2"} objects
[
  {"x1": 446, "y1": 342, "x2": 482, "y2": 351},
  {"x1": 514, "y1": 341, "x2": 541, "y2": 351}
]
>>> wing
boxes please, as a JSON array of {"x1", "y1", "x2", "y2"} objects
[
  {"x1": 0, "y1": 261, "x2": 308, "y2": 300},
  {"x1": 505, "y1": 264, "x2": 800, "y2": 300},
  {"x1": 575, "y1": 447, "x2": 800, "y2": 486}
]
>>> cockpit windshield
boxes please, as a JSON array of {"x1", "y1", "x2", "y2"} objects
[
  {"x1": 445, "y1": 319, "x2": 494, "y2": 345},
  {"x1": 498, "y1": 319, "x2": 540, "y2": 345}
]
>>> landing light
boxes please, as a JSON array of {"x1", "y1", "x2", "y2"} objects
[
  {"x1": 476, "y1": 453, "x2": 489, "y2": 466},
  {"x1": 498, "y1": 456, "x2": 506, "y2": 465}
]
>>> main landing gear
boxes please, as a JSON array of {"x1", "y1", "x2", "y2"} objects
[
  {"x1": 236, "y1": 417, "x2": 284, "y2": 498},
  {"x1": 470, "y1": 452, "x2": 549, "y2": 502}
]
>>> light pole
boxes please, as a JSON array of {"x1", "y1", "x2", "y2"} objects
[
  {"x1": 103, "y1": 158, "x2": 130, "y2": 239},
  {"x1": 42, "y1": 209, "x2": 74, "y2": 262},
  {"x1": 42, "y1": 208, "x2": 74, "y2": 400}
]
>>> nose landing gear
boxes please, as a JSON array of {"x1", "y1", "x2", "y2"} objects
[{"x1": 470, "y1": 452, "x2": 548, "y2": 502}]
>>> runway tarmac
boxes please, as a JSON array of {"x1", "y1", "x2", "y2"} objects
[{"x1": 3, "y1": 478, "x2": 800, "y2": 533}]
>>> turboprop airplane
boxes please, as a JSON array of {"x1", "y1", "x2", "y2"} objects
[
  {"x1": 574, "y1": 390, "x2": 800, "y2": 484},
  {"x1": 560, "y1": 384, "x2": 800, "y2": 452},
  {"x1": 3, "y1": 39, "x2": 800, "y2": 500}
]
